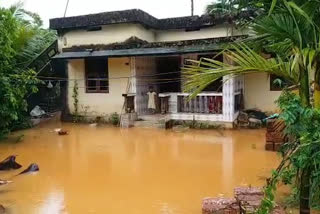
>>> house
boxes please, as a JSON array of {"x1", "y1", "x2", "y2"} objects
[{"x1": 49, "y1": 9, "x2": 281, "y2": 127}]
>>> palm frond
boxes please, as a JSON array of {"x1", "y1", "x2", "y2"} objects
[
  {"x1": 254, "y1": 13, "x2": 299, "y2": 51},
  {"x1": 269, "y1": 0, "x2": 278, "y2": 15},
  {"x1": 182, "y1": 43, "x2": 298, "y2": 97}
]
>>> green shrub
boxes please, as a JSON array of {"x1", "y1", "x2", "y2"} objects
[
  {"x1": 0, "y1": 6, "x2": 56, "y2": 139},
  {"x1": 109, "y1": 112, "x2": 120, "y2": 126},
  {"x1": 180, "y1": 120, "x2": 222, "y2": 129}
]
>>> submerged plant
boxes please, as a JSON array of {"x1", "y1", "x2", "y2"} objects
[{"x1": 108, "y1": 112, "x2": 120, "y2": 126}]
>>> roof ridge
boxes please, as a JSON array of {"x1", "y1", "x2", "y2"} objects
[
  {"x1": 50, "y1": 9, "x2": 158, "y2": 22},
  {"x1": 50, "y1": 9, "x2": 248, "y2": 31}
]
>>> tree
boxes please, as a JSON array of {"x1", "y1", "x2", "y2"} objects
[
  {"x1": 183, "y1": 0, "x2": 320, "y2": 213},
  {"x1": 0, "y1": 4, "x2": 56, "y2": 139},
  {"x1": 205, "y1": 0, "x2": 267, "y2": 16}
]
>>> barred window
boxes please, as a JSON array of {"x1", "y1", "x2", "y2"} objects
[{"x1": 85, "y1": 58, "x2": 109, "y2": 93}]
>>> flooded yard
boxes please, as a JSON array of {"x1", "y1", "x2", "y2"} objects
[{"x1": 0, "y1": 120, "x2": 278, "y2": 214}]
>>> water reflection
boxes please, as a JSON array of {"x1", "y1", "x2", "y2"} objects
[
  {"x1": 39, "y1": 191, "x2": 65, "y2": 214},
  {"x1": 0, "y1": 121, "x2": 278, "y2": 214}
]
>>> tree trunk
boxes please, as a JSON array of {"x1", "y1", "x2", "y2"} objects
[
  {"x1": 299, "y1": 67, "x2": 311, "y2": 214},
  {"x1": 300, "y1": 64, "x2": 320, "y2": 214},
  {"x1": 191, "y1": 0, "x2": 194, "y2": 16},
  {"x1": 299, "y1": 67, "x2": 310, "y2": 107},
  {"x1": 300, "y1": 168, "x2": 311, "y2": 214},
  {"x1": 314, "y1": 68, "x2": 320, "y2": 109}
]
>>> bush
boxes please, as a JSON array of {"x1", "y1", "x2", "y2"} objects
[
  {"x1": 10, "y1": 115, "x2": 33, "y2": 131},
  {"x1": 0, "y1": 6, "x2": 56, "y2": 139},
  {"x1": 108, "y1": 113, "x2": 120, "y2": 126},
  {"x1": 180, "y1": 120, "x2": 222, "y2": 129}
]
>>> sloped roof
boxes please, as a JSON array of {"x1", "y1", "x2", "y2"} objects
[
  {"x1": 53, "y1": 36, "x2": 245, "y2": 59},
  {"x1": 62, "y1": 36, "x2": 245, "y2": 52},
  {"x1": 54, "y1": 45, "x2": 220, "y2": 59},
  {"x1": 50, "y1": 9, "x2": 249, "y2": 31}
]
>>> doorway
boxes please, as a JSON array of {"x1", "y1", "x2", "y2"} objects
[{"x1": 156, "y1": 56, "x2": 181, "y2": 93}]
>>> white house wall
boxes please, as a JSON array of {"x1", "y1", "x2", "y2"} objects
[
  {"x1": 244, "y1": 73, "x2": 281, "y2": 112},
  {"x1": 61, "y1": 23, "x2": 156, "y2": 48},
  {"x1": 67, "y1": 57, "x2": 131, "y2": 116},
  {"x1": 155, "y1": 25, "x2": 243, "y2": 42},
  {"x1": 59, "y1": 23, "x2": 245, "y2": 50}
]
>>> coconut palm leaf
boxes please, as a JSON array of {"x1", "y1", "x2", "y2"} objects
[
  {"x1": 182, "y1": 43, "x2": 299, "y2": 97},
  {"x1": 243, "y1": 0, "x2": 320, "y2": 56},
  {"x1": 190, "y1": 1, "x2": 320, "y2": 213},
  {"x1": 6, "y1": 4, "x2": 57, "y2": 69}
]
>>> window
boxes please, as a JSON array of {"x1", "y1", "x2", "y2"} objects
[
  {"x1": 270, "y1": 74, "x2": 287, "y2": 91},
  {"x1": 85, "y1": 58, "x2": 109, "y2": 93}
]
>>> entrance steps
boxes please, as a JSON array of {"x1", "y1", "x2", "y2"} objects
[{"x1": 133, "y1": 114, "x2": 170, "y2": 129}]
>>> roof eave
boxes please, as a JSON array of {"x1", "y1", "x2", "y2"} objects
[{"x1": 53, "y1": 44, "x2": 223, "y2": 59}]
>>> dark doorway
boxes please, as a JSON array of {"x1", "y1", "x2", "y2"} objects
[
  {"x1": 156, "y1": 56, "x2": 181, "y2": 93},
  {"x1": 27, "y1": 59, "x2": 65, "y2": 113},
  {"x1": 198, "y1": 53, "x2": 223, "y2": 92}
]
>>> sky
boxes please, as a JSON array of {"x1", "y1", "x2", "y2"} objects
[{"x1": 0, "y1": 0, "x2": 213, "y2": 28}]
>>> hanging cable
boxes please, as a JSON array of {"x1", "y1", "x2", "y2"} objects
[
  {"x1": 36, "y1": 71, "x2": 183, "y2": 81},
  {"x1": 36, "y1": 79, "x2": 183, "y2": 89}
]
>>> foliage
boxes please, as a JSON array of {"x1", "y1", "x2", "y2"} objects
[
  {"x1": 108, "y1": 112, "x2": 120, "y2": 126},
  {"x1": 258, "y1": 91, "x2": 320, "y2": 213},
  {"x1": 183, "y1": 43, "x2": 298, "y2": 97},
  {"x1": 180, "y1": 120, "x2": 222, "y2": 129},
  {"x1": 0, "y1": 4, "x2": 56, "y2": 139},
  {"x1": 0, "y1": 71, "x2": 39, "y2": 138},
  {"x1": 72, "y1": 81, "x2": 79, "y2": 122},
  {"x1": 184, "y1": 0, "x2": 320, "y2": 213},
  {"x1": 205, "y1": 0, "x2": 258, "y2": 15},
  {"x1": 277, "y1": 92, "x2": 320, "y2": 209},
  {"x1": 204, "y1": 0, "x2": 272, "y2": 27},
  {"x1": 7, "y1": 4, "x2": 56, "y2": 68}
]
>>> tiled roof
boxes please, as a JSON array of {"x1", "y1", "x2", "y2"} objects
[{"x1": 50, "y1": 9, "x2": 249, "y2": 31}]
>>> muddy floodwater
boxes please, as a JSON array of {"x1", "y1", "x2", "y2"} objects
[{"x1": 0, "y1": 120, "x2": 279, "y2": 214}]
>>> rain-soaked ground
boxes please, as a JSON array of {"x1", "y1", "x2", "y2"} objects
[{"x1": 0, "y1": 119, "x2": 279, "y2": 214}]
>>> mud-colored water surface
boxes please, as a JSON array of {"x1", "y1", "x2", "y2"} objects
[{"x1": 0, "y1": 120, "x2": 279, "y2": 214}]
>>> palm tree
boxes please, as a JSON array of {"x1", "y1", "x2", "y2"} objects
[
  {"x1": 183, "y1": 0, "x2": 320, "y2": 213},
  {"x1": 205, "y1": 0, "x2": 263, "y2": 16},
  {"x1": 205, "y1": 0, "x2": 235, "y2": 15},
  {"x1": 7, "y1": 4, "x2": 56, "y2": 71}
]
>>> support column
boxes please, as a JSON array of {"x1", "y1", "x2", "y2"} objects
[
  {"x1": 223, "y1": 75, "x2": 235, "y2": 122},
  {"x1": 222, "y1": 53, "x2": 236, "y2": 122},
  {"x1": 130, "y1": 57, "x2": 137, "y2": 112}
]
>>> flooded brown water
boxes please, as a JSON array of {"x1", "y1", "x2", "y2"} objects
[{"x1": 0, "y1": 120, "x2": 279, "y2": 214}]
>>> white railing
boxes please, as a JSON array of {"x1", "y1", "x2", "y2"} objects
[
  {"x1": 155, "y1": 75, "x2": 243, "y2": 123},
  {"x1": 176, "y1": 93, "x2": 223, "y2": 114},
  {"x1": 159, "y1": 92, "x2": 228, "y2": 122}
]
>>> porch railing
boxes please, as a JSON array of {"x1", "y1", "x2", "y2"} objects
[{"x1": 176, "y1": 93, "x2": 223, "y2": 114}]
